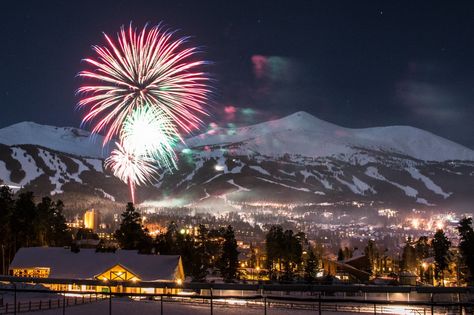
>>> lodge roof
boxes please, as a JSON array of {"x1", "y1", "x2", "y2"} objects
[{"x1": 10, "y1": 247, "x2": 182, "y2": 281}]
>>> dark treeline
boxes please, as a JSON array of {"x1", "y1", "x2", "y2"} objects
[
  {"x1": 266, "y1": 225, "x2": 305, "y2": 281},
  {"x1": 115, "y1": 203, "x2": 321, "y2": 282},
  {"x1": 115, "y1": 203, "x2": 240, "y2": 282},
  {"x1": 0, "y1": 186, "x2": 71, "y2": 274}
]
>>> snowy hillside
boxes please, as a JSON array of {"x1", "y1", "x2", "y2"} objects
[
  {"x1": 0, "y1": 122, "x2": 110, "y2": 158},
  {"x1": 0, "y1": 113, "x2": 473, "y2": 210},
  {"x1": 186, "y1": 112, "x2": 474, "y2": 162}
]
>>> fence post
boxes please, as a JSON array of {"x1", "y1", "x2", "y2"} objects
[
  {"x1": 108, "y1": 287, "x2": 112, "y2": 315},
  {"x1": 318, "y1": 293, "x2": 322, "y2": 315},
  {"x1": 63, "y1": 293, "x2": 66, "y2": 315},
  {"x1": 160, "y1": 295, "x2": 163, "y2": 315},
  {"x1": 13, "y1": 283, "x2": 16, "y2": 315},
  {"x1": 210, "y1": 287, "x2": 213, "y2": 315},
  {"x1": 264, "y1": 296, "x2": 267, "y2": 315},
  {"x1": 430, "y1": 293, "x2": 434, "y2": 315}
]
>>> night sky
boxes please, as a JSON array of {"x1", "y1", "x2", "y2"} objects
[{"x1": 1, "y1": 1, "x2": 473, "y2": 147}]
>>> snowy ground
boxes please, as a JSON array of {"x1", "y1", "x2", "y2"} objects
[{"x1": 25, "y1": 297, "x2": 440, "y2": 315}]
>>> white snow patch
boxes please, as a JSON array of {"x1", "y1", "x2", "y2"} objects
[
  {"x1": 279, "y1": 169, "x2": 296, "y2": 176},
  {"x1": 300, "y1": 169, "x2": 317, "y2": 183},
  {"x1": 353, "y1": 176, "x2": 376, "y2": 194},
  {"x1": 416, "y1": 198, "x2": 434, "y2": 206},
  {"x1": 227, "y1": 179, "x2": 251, "y2": 192},
  {"x1": 0, "y1": 161, "x2": 11, "y2": 184},
  {"x1": 249, "y1": 165, "x2": 270, "y2": 176},
  {"x1": 335, "y1": 176, "x2": 374, "y2": 195},
  {"x1": 203, "y1": 174, "x2": 222, "y2": 184},
  {"x1": 94, "y1": 188, "x2": 116, "y2": 201},
  {"x1": 406, "y1": 166, "x2": 451, "y2": 198},
  {"x1": 365, "y1": 166, "x2": 418, "y2": 198},
  {"x1": 257, "y1": 177, "x2": 310, "y2": 192},
  {"x1": 199, "y1": 189, "x2": 211, "y2": 201},
  {"x1": 38, "y1": 149, "x2": 67, "y2": 195},
  {"x1": 11, "y1": 147, "x2": 43, "y2": 186}
]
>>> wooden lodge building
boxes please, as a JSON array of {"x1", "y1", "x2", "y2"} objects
[{"x1": 9, "y1": 247, "x2": 184, "y2": 293}]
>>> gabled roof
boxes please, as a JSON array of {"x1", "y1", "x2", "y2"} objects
[{"x1": 10, "y1": 247, "x2": 182, "y2": 281}]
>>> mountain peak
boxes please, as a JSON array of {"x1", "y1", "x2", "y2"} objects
[{"x1": 186, "y1": 111, "x2": 474, "y2": 162}]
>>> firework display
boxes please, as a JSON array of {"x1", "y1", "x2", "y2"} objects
[
  {"x1": 121, "y1": 105, "x2": 180, "y2": 170},
  {"x1": 78, "y1": 24, "x2": 210, "y2": 144},
  {"x1": 104, "y1": 142, "x2": 158, "y2": 204},
  {"x1": 78, "y1": 24, "x2": 210, "y2": 203}
]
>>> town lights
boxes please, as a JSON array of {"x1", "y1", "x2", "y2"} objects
[{"x1": 436, "y1": 221, "x2": 444, "y2": 230}]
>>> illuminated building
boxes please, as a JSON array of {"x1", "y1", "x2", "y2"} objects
[
  {"x1": 9, "y1": 247, "x2": 184, "y2": 294},
  {"x1": 84, "y1": 209, "x2": 99, "y2": 231}
]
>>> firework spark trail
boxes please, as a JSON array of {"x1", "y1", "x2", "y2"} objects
[
  {"x1": 77, "y1": 24, "x2": 211, "y2": 145},
  {"x1": 104, "y1": 142, "x2": 158, "y2": 204},
  {"x1": 121, "y1": 105, "x2": 180, "y2": 171}
]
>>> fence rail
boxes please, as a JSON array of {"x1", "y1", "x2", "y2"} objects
[
  {"x1": 0, "y1": 294, "x2": 104, "y2": 314},
  {"x1": 1, "y1": 276, "x2": 474, "y2": 314}
]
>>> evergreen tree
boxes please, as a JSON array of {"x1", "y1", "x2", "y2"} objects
[
  {"x1": 11, "y1": 192, "x2": 37, "y2": 250},
  {"x1": 304, "y1": 249, "x2": 318, "y2": 283},
  {"x1": 0, "y1": 186, "x2": 14, "y2": 274},
  {"x1": 364, "y1": 239, "x2": 379, "y2": 275},
  {"x1": 337, "y1": 248, "x2": 344, "y2": 261},
  {"x1": 189, "y1": 225, "x2": 211, "y2": 281},
  {"x1": 114, "y1": 203, "x2": 152, "y2": 252},
  {"x1": 432, "y1": 229, "x2": 451, "y2": 285},
  {"x1": 401, "y1": 239, "x2": 417, "y2": 272},
  {"x1": 155, "y1": 221, "x2": 182, "y2": 254},
  {"x1": 49, "y1": 200, "x2": 72, "y2": 247},
  {"x1": 458, "y1": 217, "x2": 474, "y2": 283},
  {"x1": 218, "y1": 225, "x2": 239, "y2": 282},
  {"x1": 415, "y1": 236, "x2": 431, "y2": 261},
  {"x1": 265, "y1": 225, "x2": 303, "y2": 281},
  {"x1": 265, "y1": 225, "x2": 284, "y2": 279}
]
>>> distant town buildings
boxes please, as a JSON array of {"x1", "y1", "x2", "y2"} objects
[{"x1": 84, "y1": 209, "x2": 99, "y2": 231}]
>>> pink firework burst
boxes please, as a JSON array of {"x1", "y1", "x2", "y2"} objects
[
  {"x1": 77, "y1": 23, "x2": 211, "y2": 144},
  {"x1": 104, "y1": 142, "x2": 158, "y2": 204}
]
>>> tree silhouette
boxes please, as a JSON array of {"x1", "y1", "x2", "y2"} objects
[
  {"x1": 458, "y1": 217, "x2": 474, "y2": 284},
  {"x1": 114, "y1": 202, "x2": 152, "y2": 253},
  {"x1": 304, "y1": 249, "x2": 318, "y2": 283},
  {"x1": 432, "y1": 229, "x2": 451, "y2": 285},
  {"x1": 218, "y1": 225, "x2": 239, "y2": 282}
]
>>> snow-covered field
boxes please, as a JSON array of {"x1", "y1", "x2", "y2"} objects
[{"x1": 26, "y1": 297, "x2": 435, "y2": 315}]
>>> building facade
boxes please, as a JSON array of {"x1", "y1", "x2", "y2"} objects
[{"x1": 9, "y1": 247, "x2": 184, "y2": 294}]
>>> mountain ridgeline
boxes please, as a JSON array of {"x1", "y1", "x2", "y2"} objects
[{"x1": 0, "y1": 112, "x2": 473, "y2": 211}]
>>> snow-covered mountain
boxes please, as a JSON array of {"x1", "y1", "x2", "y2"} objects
[
  {"x1": 1, "y1": 112, "x2": 473, "y2": 211},
  {"x1": 186, "y1": 111, "x2": 474, "y2": 162},
  {"x1": 0, "y1": 121, "x2": 111, "y2": 158}
]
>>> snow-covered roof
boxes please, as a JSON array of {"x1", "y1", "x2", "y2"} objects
[{"x1": 10, "y1": 247, "x2": 182, "y2": 281}]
